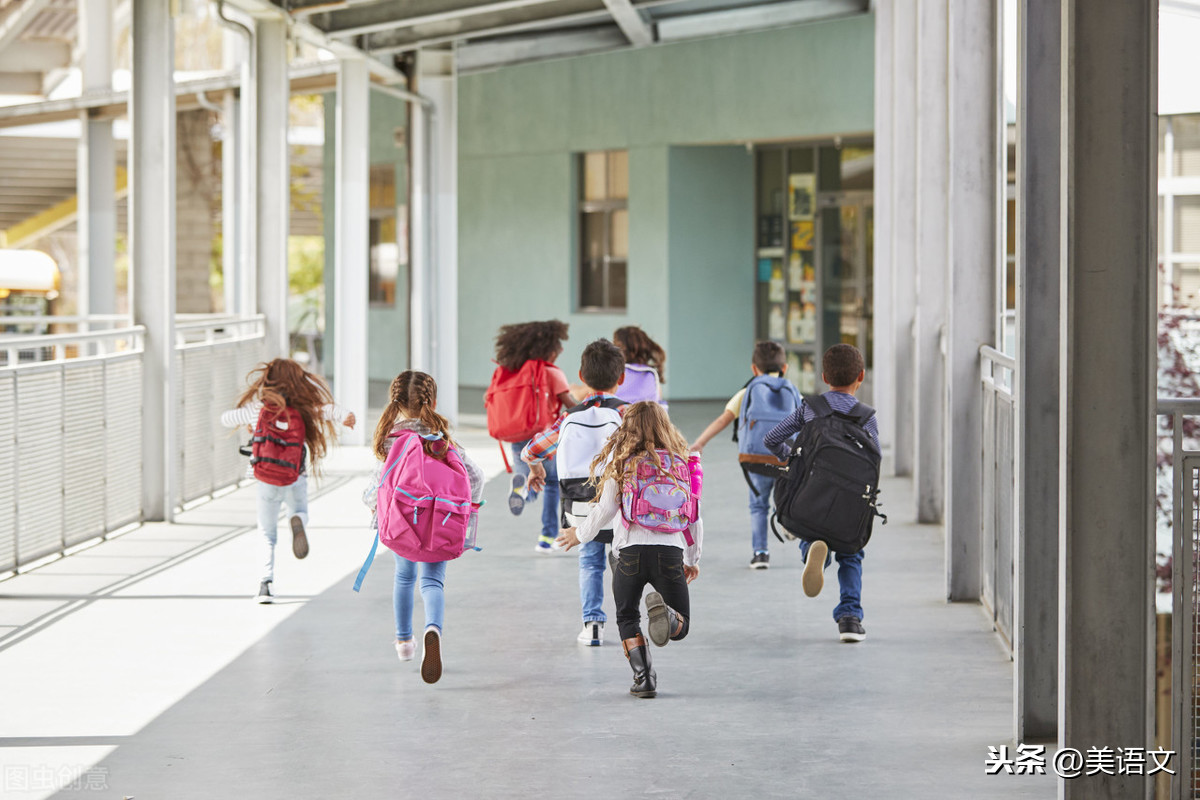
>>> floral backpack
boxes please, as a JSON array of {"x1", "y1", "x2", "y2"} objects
[{"x1": 619, "y1": 450, "x2": 700, "y2": 545}]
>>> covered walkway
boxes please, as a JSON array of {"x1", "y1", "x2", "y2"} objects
[{"x1": 0, "y1": 404, "x2": 1051, "y2": 799}]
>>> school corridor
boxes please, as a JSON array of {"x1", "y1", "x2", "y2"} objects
[{"x1": 0, "y1": 402, "x2": 1052, "y2": 799}]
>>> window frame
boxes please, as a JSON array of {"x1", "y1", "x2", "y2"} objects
[{"x1": 577, "y1": 150, "x2": 629, "y2": 313}]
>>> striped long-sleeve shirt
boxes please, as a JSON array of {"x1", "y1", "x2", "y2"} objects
[{"x1": 762, "y1": 391, "x2": 881, "y2": 459}]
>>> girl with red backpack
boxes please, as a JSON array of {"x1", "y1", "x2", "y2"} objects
[
  {"x1": 221, "y1": 359, "x2": 356, "y2": 604},
  {"x1": 612, "y1": 326, "x2": 667, "y2": 406},
  {"x1": 364, "y1": 371, "x2": 484, "y2": 684},
  {"x1": 557, "y1": 402, "x2": 703, "y2": 699},
  {"x1": 485, "y1": 320, "x2": 575, "y2": 552}
]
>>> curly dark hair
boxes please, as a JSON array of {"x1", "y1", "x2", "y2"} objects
[
  {"x1": 493, "y1": 320, "x2": 569, "y2": 370},
  {"x1": 612, "y1": 326, "x2": 666, "y2": 383},
  {"x1": 822, "y1": 344, "x2": 865, "y2": 388}
]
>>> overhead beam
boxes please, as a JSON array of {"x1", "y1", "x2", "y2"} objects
[
  {"x1": 0, "y1": 0, "x2": 55, "y2": 53},
  {"x1": 0, "y1": 40, "x2": 72, "y2": 73},
  {"x1": 657, "y1": 0, "x2": 867, "y2": 42},
  {"x1": 0, "y1": 72, "x2": 43, "y2": 95},
  {"x1": 602, "y1": 0, "x2": 653, "y2": 46},
  {"x1": 365, "y1": 5, "x2": 611, "y2": 52},
  {"x1": 321, "y1": 0, "x2": 567, "y2": 38},
  {"x1": 1, "y1": 167, "x2": 127, "y2": 248},
  {"x1": 458, "y1": 25, "x2": 628, "y2": 72}
]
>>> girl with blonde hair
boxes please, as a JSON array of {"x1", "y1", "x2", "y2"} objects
[{"x1": 557, "y1": 401, "x2": 702, "y2": 698}]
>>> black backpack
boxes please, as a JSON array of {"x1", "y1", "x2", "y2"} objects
[{"x1": 770, "y1": 394, "x2": 887, "y2": 554}]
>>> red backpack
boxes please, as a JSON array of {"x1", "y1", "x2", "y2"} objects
[
  {"x1": 250, "y1": 406, "x2": 306, "y2": 486},
  {"x1": 484, "y1": 359, "x2": 557, "y2": 443}
]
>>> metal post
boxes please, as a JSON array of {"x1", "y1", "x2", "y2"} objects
[
  {"x1": 333, "y1": 57, "x2": 369, "y2": 446},
  {"x1": 255, "y1": 18, "x2": 288, "y2": 358},
  {"x1": 891, "y1": 0, "x2": 918, "y2": 478},
  {"x1": 409, "y1": 60, "x2": 435, "y2": 376},
  {"x1": 1164, "y1": 117, "x2": 1174, "y2": 304},
  {"x1": 914, "y1": 0, "x2": 948, "y2": 523},
  {"x1": 130, "y1": 0, "x2": 176, "y2": 521},
  {"x1": 945, "y1": 0, "x2": 996, "y2": 601},
  {"x1": 1059, "y1": 1, "x2": 1157, "y2": 796},
  {"x1": 1015, "y1": 0, "x2": 1061, "y2": 742},
  {"x1": 77, "y1": 0, "x2": 115, "y2": 319},
  {"x1": 873, "y1": 0, "x2": 894, "y2": 454}
]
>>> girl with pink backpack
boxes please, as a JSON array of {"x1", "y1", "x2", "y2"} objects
[
  {"x1": 556, "y1": 401, "x2": 703, "y2": 699},
  {"x1": 360, "y1": 371, "x2": 485, "y2": 684}
]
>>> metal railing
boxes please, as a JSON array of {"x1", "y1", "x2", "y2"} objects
[
  {"x1": 1162, "y1": 398, "x2": 1200, "y2": 800},
  {"x1": 174, "y1": 315, "x2": 266, "y2": 507},
  {"x1": 0, "y1": 326, "x2": 146, "y2": 574},
  {"x1": 980, "y1": 345, "x2": 1016, "y2": 651}
]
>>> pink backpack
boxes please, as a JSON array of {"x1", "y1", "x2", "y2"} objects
[
  {"x1": 615, "y1": 364, "x2": 662, "y2": 405},
  {"x1": 620, "y1": 451, "x2": 699, "y2": 545}
]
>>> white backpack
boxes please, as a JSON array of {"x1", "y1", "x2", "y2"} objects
[{"x1": 557, "y1": 396, "x2": 626, "y2": 529}]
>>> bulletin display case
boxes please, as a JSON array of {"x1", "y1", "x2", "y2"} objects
[{"x1": 754, "y1": 142, "x2": 874, "y2": 401}]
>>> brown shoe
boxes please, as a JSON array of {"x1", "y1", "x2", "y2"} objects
[
  {"x1": 290, "y1": 515, "x2": 309, "y2": 559},
  {"x1": 421, "y1": 627, "x2": 442, "y2": 684}
]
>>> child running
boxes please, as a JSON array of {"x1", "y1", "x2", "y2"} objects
[
  {"x1": 612, "y1": 326, "x2": 666, "y2": 405},
  {"x1": 364, "y1": 371, "x2": 485, "y2": 683},
  {"x1": 220, "y1": 358, "x2": 355, "y2": 603},
  {"x1": 486, "y1": 320, "x2": 575, "y2": 553},
  {"x1": 557, "y1": 402, "x2": 702, "y2": 699}
]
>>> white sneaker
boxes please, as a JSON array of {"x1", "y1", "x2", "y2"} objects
[
  {"x1": 802, "y1": 541, "x2": 828, "y2": 598},
  {"x1": 395, "y1": 639, "x2": 415, "y2": 661},
  {"x1": 577, "y1": 621, "x2": 603, "y2": 646}
]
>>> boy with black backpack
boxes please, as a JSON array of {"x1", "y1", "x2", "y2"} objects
[
  {"x1": 763, "y1": 344, "x2": 882, "y2": 643},
  {"x1": 689, "y1": 341, "x2": 800, "y2": 570},
  {"x1": 522, "y1": 339, "x2": 628, "y2": 646}
]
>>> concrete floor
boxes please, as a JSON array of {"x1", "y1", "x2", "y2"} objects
[{"x1": 0, "y1": 402, "x2": 1055, "y2": 799}]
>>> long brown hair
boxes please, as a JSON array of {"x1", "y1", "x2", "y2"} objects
[
  {"x1": 588, "y1": 401, "x2": 690, "y2": 489},
  {"x1": 613, "y1": 326, "x2": 666, "y2": 383},
  {"x1": 237, "y1": 359, "x2": 337, "y2": 472},
  {"x1": 372, "y1": 371, "x2": 456, "y2": 460},
  {"x1": 493, "y1": 320, "x2": 569, "y2": 370}
]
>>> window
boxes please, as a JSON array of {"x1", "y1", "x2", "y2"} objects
[
  {"x1": 578, "y1": 150, "x2": 628, "y2": 311},
  {"x1": 369, "y1": 164, "x2": 405, "y2": 306}
]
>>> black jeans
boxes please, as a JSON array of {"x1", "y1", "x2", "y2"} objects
[{"x1": 612, "y1": 545, "x2": 691, "y2": 642}]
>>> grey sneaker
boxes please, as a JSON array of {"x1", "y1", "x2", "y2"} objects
[
  {"x1": 255, "y1": 580, "x2": 274, "y2": 604},
  {"x1": 837, "y1": 617, "x2": 866, "y2": 643},
  {"x1": 802, "y1": 541, "x2": 828, "y2": 597},
  {"x1": 750, "y1": 552, "x2": 770, "y2": 570},
  {"x1": 508, "y1": 474, "x2": 527, "y2": 515},
  {"x1": 290, "y1": 515, "x2": 309, "y2": 559}
]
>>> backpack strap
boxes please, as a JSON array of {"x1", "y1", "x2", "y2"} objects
[
  {"x1": 565, "y1": 395, "x2": 628, "y2": 415},
  {"x1": 803, "y1": 393, "x2": 834, "y2": 418},
  {"x1": 840, "y1": 401, "x2": 876, "y2": 426},
  {"x1": 352, "y1": 533, "x2": 380, "y2": 593}
]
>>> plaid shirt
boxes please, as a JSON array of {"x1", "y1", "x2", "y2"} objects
[
  {"x1": 520, "y1": 393, "x2": 628, "y2": 464},
  {"x1": 763, "y1": 390, "x2": 881, "y2": 459}
]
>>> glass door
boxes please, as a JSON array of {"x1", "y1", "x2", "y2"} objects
[{"x1": 817, "y1": 193, "x2": 874, "y2": 403}]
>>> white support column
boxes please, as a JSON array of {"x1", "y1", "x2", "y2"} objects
[
  {"x1": 945, "y1": 0, "x2": 996, "y2": 601},
  {"x1": 77, "y1": 0, "x2": 115, "y2": 318},
  {"x1": 1059, "y1": 2, "x2": 1156, "y2": 797},
  {"x1": 129, "y1": 0, "x2": 175, "y2": 521},
  {"x1": 891, "y1": 0, "x2": 918, "y2": 477},
  {"x1": 872, "y1": 0, "x2": 894, "y2": 450},
  {"x1": 1015, "y1": 0, "x2": 1060, "y2": 742},
  {"x1": 424, "y1": 51, "x2": 458, "y2": 424},
  {"x1": 913, "y1": 0, "x2": 948, "y2": 523},
  {"x1": 221, "y1": 88, "x2": 240, "y2": 315},
  {"x1": 409, "y1": 88, "x2": 432, "y2": 376},
  {"x1": 333, "y1": 57, "x2": 369, "y2": 446},
  {"x1": 255, "y1": 18, "x2": 288, "y2": 357}
]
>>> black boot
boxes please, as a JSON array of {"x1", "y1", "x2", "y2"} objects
[
  {"x1": 645, "y1": 592, "x2": 685, "y2": 647},
  {"x1": 623, "y1": 634, "x2": 657, "y2": 698}
]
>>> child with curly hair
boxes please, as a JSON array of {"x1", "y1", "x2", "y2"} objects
[{"x1": 490, "y1": 320, "x2": 575, "y2": 552}]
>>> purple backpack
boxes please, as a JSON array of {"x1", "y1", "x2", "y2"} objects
[
  {"x1": 615, "y1": 364, "x2": 662, "y2": 405},
  {"x1": 620, "y1": 451, "x2": 698, "y2": 545}
]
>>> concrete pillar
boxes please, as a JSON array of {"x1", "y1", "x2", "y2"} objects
[
  {"x1": 1059, "y1": 2, "x2": 1157, "y2": 797},
  {"x1": 77, "y1": 0, "x2": 115, "y2": 318},
  {"x1": 913, "y1": 0, "x2": 948, "y2": 523},
  {"x1": 872, "y1": 0, "x2": 894, "y2": 453},
  {"x1": 424, "y1": 51, "x2": 458, "y2": 425},
  {"x1": 890, "y1": 0, "x2": 918, "y2": 477},
  {"x1": 944, "y1": 0, "x2": 996, "y2": 602},
  {"x1": 1014, "y1": 0, "x2": 1060, "y2": 742},
  {"x1": 129, "y1": 0, "x2": 175, "y2": 521},
  {"x1": 333, "y1": 57, "x2": 369, "y2": 446},
  {"x1": 255, "y1": 18, "x2": 288, "y2": 357}
]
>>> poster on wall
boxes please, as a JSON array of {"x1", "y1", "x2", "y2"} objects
[
  {"x1": 791, "y1": 220, "x2": 814, "y2": 251},
  {"x1": 788, "y1": 174, "x2": 816, "y2": 220}
]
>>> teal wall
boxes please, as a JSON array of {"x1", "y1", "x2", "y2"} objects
[
  {"x1": 322, "y1": 89, "x2": 410, "y2": 386},
  {"x1": 456, "y1": 16, "x2": 874, "y2": 397},
  {"x1": 667, "y1": 146, "x2": 756, "y2": 398}
]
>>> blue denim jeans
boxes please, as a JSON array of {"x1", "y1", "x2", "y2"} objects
[
  {"x1": 256, "y1": 475, "x2": 308, "y2": 582},
  {"x1": 799, "y1": 539, "x2": 864, "y2": 622},
  {"x1": 392, "y1": 553, "x2": 446, "y2": 641},
  {"x1": 510, "y1": 441, "x2": 560, "y2": 541},
  {"x1": 579, "y1": 539, "x2": 608, "y2": 623},
  {"x1": 747, "y1": 472, "x2": 776, "y2": 554}
]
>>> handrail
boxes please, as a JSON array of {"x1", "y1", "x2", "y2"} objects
[
  {"x1": 980, "y1": 345, "x2": 1016, "y2": 370},
  {"x1": 0, "y1": 325, "x2": 146, "y2": 349},
  {"x1": 174, "y1": 314, "x2": 265, "y2": 335},
  {"x1": 0, "y1": 314, "x2": 131, "y2": 325},
  {"x1": 1157, "y1": 398, "x2": 1200, "y2": 415}
]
